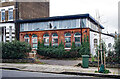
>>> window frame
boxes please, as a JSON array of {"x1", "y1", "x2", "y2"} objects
[
  {"x1": 74, "y1": 32, "x2": 81, "y2": 47},
  {"x1": 1, "y1": 9, "x2": 5, "y2": 22},
  {"x1": 32, "y1": 34, "x2": 38, "y2": 49},
  {"x1": 43, "y1": 33, "x2": 49, "y2": 46},
  {"x1": 94, "y1": 39, "x2": 98, "y2": 48},
  {"x1": 8, "y1": 8, "x2": 13, "y2": 21},
  {"x1": 52, "y1": 33, "x2": 58, "y2": 46},
  {"x1": 65, "y1": 33, "x2": 71, "y2": 48},
  {"x1": 24, "y1": 34, "x2": 30, "y2": 43}
]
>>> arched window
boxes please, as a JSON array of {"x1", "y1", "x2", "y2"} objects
[
  {"x1": 43, "y1": 33, "x2": 49, "y2": 46},
  {"x1": 94, "y1": 39, "x2": 97, "y2": 48},
  {"x1": 74, "y1": 32, "x2": 81, "y2": 47},
  {"x1": 52, "y1": 33, "x2": 58, "y2": 46},
  {"x1": 32, "y1": 34, "x2": 37, "y2": 49},
  {"x1": 24, "y1": 34, "x2": 29, "y2": 43},
  {"x1": 108, "y1": 43, "x2": 112, "y2": 48},
  {"x1": 65, "y1": 33, "x2": 71, "y2": 48}
]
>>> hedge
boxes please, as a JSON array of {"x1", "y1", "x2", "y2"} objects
[
  {"x1": 2, "y1": 40, "x2": 32, "y2": 59},
  {"x1": 37, "y1": 36, "x2": 90, "y2": 58}
]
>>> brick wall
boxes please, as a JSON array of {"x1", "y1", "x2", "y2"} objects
[
  {"x1": 0, "y1": 2, "x2": 49, "y2": 21},
  {"x1": 20, "y1": 28, "x2": 90, "y2": 46},
  {"x1": 18, "y1": 2, "x2": 49, "y2": 20}
]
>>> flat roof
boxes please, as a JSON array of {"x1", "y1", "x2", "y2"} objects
[{"x1": 17, "y1": 14, "x2": 104, "y2": 29}]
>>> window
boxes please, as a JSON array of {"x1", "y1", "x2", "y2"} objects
[
  {"x1": 52, "y1": 33, "x2": 58, "y2": 46},
  {"x1": 24, "y1": 34, "x2": 29, "y2": 43},
  {"x1": 94, "y1": 39, "x2": 98, "y2": 48},
  {"x1": 43, "y1": 33, "x2": 49, "y2": 46},
  {"x1": 1, "y1": 9, "x2": 5, "y2": 21},
  {"x1": 80, "y1": 19, "x2": 86, "y2": 28},
  {"x1": 74, "y1": 32, "x2": 81, "y2": 47},
  {"x1": 9, "y1": 26, "x2": 12, "y2": 42},
  {"x1": 65, "y1": 33, "x2": 71, "y2": 48},
  {"x1": 108, "y1": 43, "x2": 112, "y2": 48},
  {"x1": 32, "y1": 34, "x2": 37, "y2": 49},
  {"x1": 8, "y1": 8, "x2": 13, "y2": 20}
]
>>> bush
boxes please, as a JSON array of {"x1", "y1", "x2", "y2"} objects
[
  {"x1": 105, "y1": 38, "x2": 120, "y2": 64},
  {"x1": 2, "y1": 40, "x2": 32, "y2": 59},
  {"x1": 114, "y1": 38, "x2": 120, "y2": 63},
  {"x1": 37, "y1": 37, "x2": 90, "y2": 58}
]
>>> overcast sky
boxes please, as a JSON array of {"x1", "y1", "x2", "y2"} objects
[{"x1": 50, "y1": 0, "x2": 119, "y2": 33}]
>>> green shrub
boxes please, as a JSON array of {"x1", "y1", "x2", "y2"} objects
[
  {"x1": 91, "y1": 55, "x2": 95, "y2": 62},
  {"x1": 37, "y1": 36, "x2": 90, "y2": 58},
  {"x1": 104, "y1": 69, "x2": 111, "y2": 74},
  {"x1": 2, "y1": 40, "x2": 32, "y2": 59},
  {"x1": 114, "y1": 38, "x2": 120, "y2": 64}
]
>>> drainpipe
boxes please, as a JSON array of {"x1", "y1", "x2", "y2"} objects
[
  {"x1": 80, "y1": 19, "x2": 82, "y2": 44},
  {"x1": 15, "y1": 1, "x2": 19, "y2": 40}
]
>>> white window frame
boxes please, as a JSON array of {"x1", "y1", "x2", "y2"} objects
[
  {"x1": 74, "y1": 32, "x2": 81, "y2": 47},
  {"x1": 8, "y1": 8, "x2": 13, "y2": 21},
  {"x1": 43, "y1": 33, "x2": 49, "y2": 46},
  {"x1": 9, "y1": 26, "x2": 12, "y2": 42},
  {"x1": 32, "y1": 34, "x2": 38, "y2": 49},
  {"x1": 1, "y1": 9, "x2": 5, "y2": 22},
  {"x1": 24, "y1": 34, "x2": 30, "y2": 43},
  {"x1": 65, "y1": 33, "x2": 71, "y2": 48},
  {"x1": 52, "y1": 33, "x2": 58, "y2": 46}
]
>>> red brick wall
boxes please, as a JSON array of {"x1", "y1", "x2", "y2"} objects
[{"x1": 20, "y1": 28, "x2": 90, "y2": 46}]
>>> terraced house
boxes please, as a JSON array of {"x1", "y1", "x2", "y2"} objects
[
  {"x1": 0, "y1": 0, "x2": 49, "y2": 42},
  {"x1": 18, "y1": 14, "x2": 115, "y2": 56}
]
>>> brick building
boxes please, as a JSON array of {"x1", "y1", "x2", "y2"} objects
[
  {"x1": 0, "y1": 0, "x2": 49, "y2": 42},
  {"x1": 18, "y1": 14, "x2": 115, "y2": 56}
]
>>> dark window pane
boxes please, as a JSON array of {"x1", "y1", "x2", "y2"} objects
[
  {"x1": 65, "y1": 33, "x2": 71, "y2": 36},
  {"x1": 74, "y1": 32, "x2": 81, "y2": 36},
  {"x1": 52, "y1": 33, "x2": 58, "y2": 37},
  {"x1": 94, "y1": 39, "x2": 97, "y2": 43},
  {"x1": 25, "y1": 39, "x2": 29, "y2": 43},
  {"x1": 44, "y1": 38, "x2": 49, "y2": 43},
  {"x1": 2, "y1": 11, "x2": 5, "y2": 21},
  {"x1": 65, "y1": 37, "x2": 71, "y2": 43},
  {"x1": 43, "y1": 33, "x2": 49, "y2": 37},
  {"x1": 75, "y1": 43, "x2": 81, "y2": 47},
  {"x1": 32, "y1": 39, "x2": 37, "y2": 43},
  {"x1": 33, "y1": 44, "x2": 37, "y2": 49},
  {"x1": 65, "y1": 43, "x2": 71, "y2": 48},
  {"x1": 53, "y1": 38, "x2": 58, "y2": 43},
  {"x1": 75, "y1": 37, "x2": 80, "y2": 42},
  {"x1": 24, "y1": 34, "x2": 29, "y2": 38},
  {"x1": 53, "y1": 43, "x2": 58, "y2": 47},
  {"x1": 108, "y1": 43, "x2": 112, "y2": 47},
  {"x1": 8, "y1": 9, "x2": 13, "y2": 20},
  {"x1": 32, "y1": 34, "x2": 37, "y2": 38}
]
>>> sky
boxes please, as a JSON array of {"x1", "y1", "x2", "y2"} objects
[{"x1": 50, "y1": 0, "x2": 119, "y2": 33}]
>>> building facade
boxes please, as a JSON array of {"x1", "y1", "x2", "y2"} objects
[
  {"x1": 18, "y1": 14, "x2": 115, "y2": 56},
  {"x1": 0, "y1": 0, "x2": 49, "y2": 42}
]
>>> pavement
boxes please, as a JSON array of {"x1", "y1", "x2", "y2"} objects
[
  {"x1": 39, "y1": 59, "x2": 82, "y2": 66},
  {"x1": 0, "y1": 63, "x2": 119, "y2": 78}
]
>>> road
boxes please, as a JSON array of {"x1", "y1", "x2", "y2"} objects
[{"x1": 1, "y1": 69, "x2": 116, "y2": 79}]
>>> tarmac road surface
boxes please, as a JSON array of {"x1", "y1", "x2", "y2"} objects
[{"x1": 1, "y1": 69, "x2": 116, "y2": 79}]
